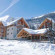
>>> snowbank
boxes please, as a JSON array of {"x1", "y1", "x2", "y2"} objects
[{"x1": 0, "y1": 39, "x2": 55, "y2": 55}]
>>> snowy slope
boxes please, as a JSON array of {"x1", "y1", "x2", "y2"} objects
[{"x1": 0, "y1": 39, "x2": 55, "y2": 55}]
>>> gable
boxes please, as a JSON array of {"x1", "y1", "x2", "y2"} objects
[
  {"x1": 17, "y1": 18, "x2": 29, "y2": 28},
  {"x1": 38, "y1": 18, "x2": 52, "y2": 29},
  {"x1": 17, "y1": 29, "x2": 30, "y2": 38}
]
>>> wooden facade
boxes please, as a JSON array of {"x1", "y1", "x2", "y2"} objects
[
  {"x1": 17, "y1": 29, "x2": 31, "y2": 38},
  {"x1": 38, "y1": 18, "x2": 52, "y2": 29},
  {"x1": 0, "y1": 22, "x2": 6, "y2": 38},
  {"x1": 17, "y1": 18, "x2": 29, "y2": 28},
  {"x1": 17, "y1": 18, "x2": 29, "y2": 33},
  {"x1": 17, "y1": 28, "x2": 48, "y2": 40},
  {"x1": 17, "y1": 29, "x2": 45, "y2": 38}
]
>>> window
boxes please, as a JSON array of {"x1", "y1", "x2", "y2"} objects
[
  {"x1": 24, "y1": 24, "x2": 26, "y2": 27},
  {"x1": 11, "y1": 33, "x2": 12, "y2": 34},
  {"x1": 7, "y1": 29, "x2": 9, "y2": 31},
  {"x1": 17, "y1": 30, "x2": 19, "y2": 33},
  {"x1": 12, "y1": 28, "x2": 13, "y2": 30},
  {"x1": 7, "y1": 33, "x2": 9, "y2": 35}
]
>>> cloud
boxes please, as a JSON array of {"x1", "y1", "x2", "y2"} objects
[{"x1": 0, "y1": 0, "x2": 20, "y2": 16}]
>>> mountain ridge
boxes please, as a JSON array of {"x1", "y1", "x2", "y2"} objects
[{"x1": 32, "y1": 12, "x2": 55, "y2": 20}]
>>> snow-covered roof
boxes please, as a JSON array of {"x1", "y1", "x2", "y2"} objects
[
  {"x1": 7, "y1": 17, "x2": 23, "y2": 26},
  {"x1": 0, "y1": 15, "x2": 21, "y2": 26},
  {"x1": 23, "y1": 28, "x2": 49, "y2": 34},
  {"x1": 7, "y1": 17, "x2": 29, "y2": 27},
  {"x1": 0, "y1": 15, "x2": 9, "y2": 22},
  {"x1": 0, "y1": 15, "x2": 29, "y2": 27},
  {"x1": 0, "y1": 15, "x2": 9, "y2": 26},
  {"x1": 7, "y1": 19, "x2": 19, "y2": 26}
]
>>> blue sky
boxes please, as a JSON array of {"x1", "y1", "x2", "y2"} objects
[{"x1": 0, "y1": 0, "x2": 55, "y2": 19}]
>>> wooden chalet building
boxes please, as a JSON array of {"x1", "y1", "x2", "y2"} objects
[
  {"x1": 17, "y1": 28, "x2": 49, "y2": 40},
  {"x1": 17, "y1": 18, "x2": 55, "y2": 41},
  {"x1": 6, "y1": 17, "x2": 29, "y2": 39}
]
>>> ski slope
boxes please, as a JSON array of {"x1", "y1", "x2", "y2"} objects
[{"x1": 0, "y1": 39, "x2": 55, "y2": 55}]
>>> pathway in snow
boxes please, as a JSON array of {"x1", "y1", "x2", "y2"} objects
[{"x1": 0, "y1": 39, "x2": 55, "y2": 55}]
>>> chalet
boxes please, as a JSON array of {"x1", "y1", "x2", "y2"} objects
[
  {"x1": 17, "y1": 28, "x2": 49, "y2": 40},
  {"x1": 6, "y1": 17, "x2": 29, "y2": 39},
  {"x1": 17, "y1": 18, "x2": 55, "y2": 41}
]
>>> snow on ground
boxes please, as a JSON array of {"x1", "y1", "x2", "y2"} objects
[{"x1": 0, "y1": 39, "x2": 55, "y2": 55}]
